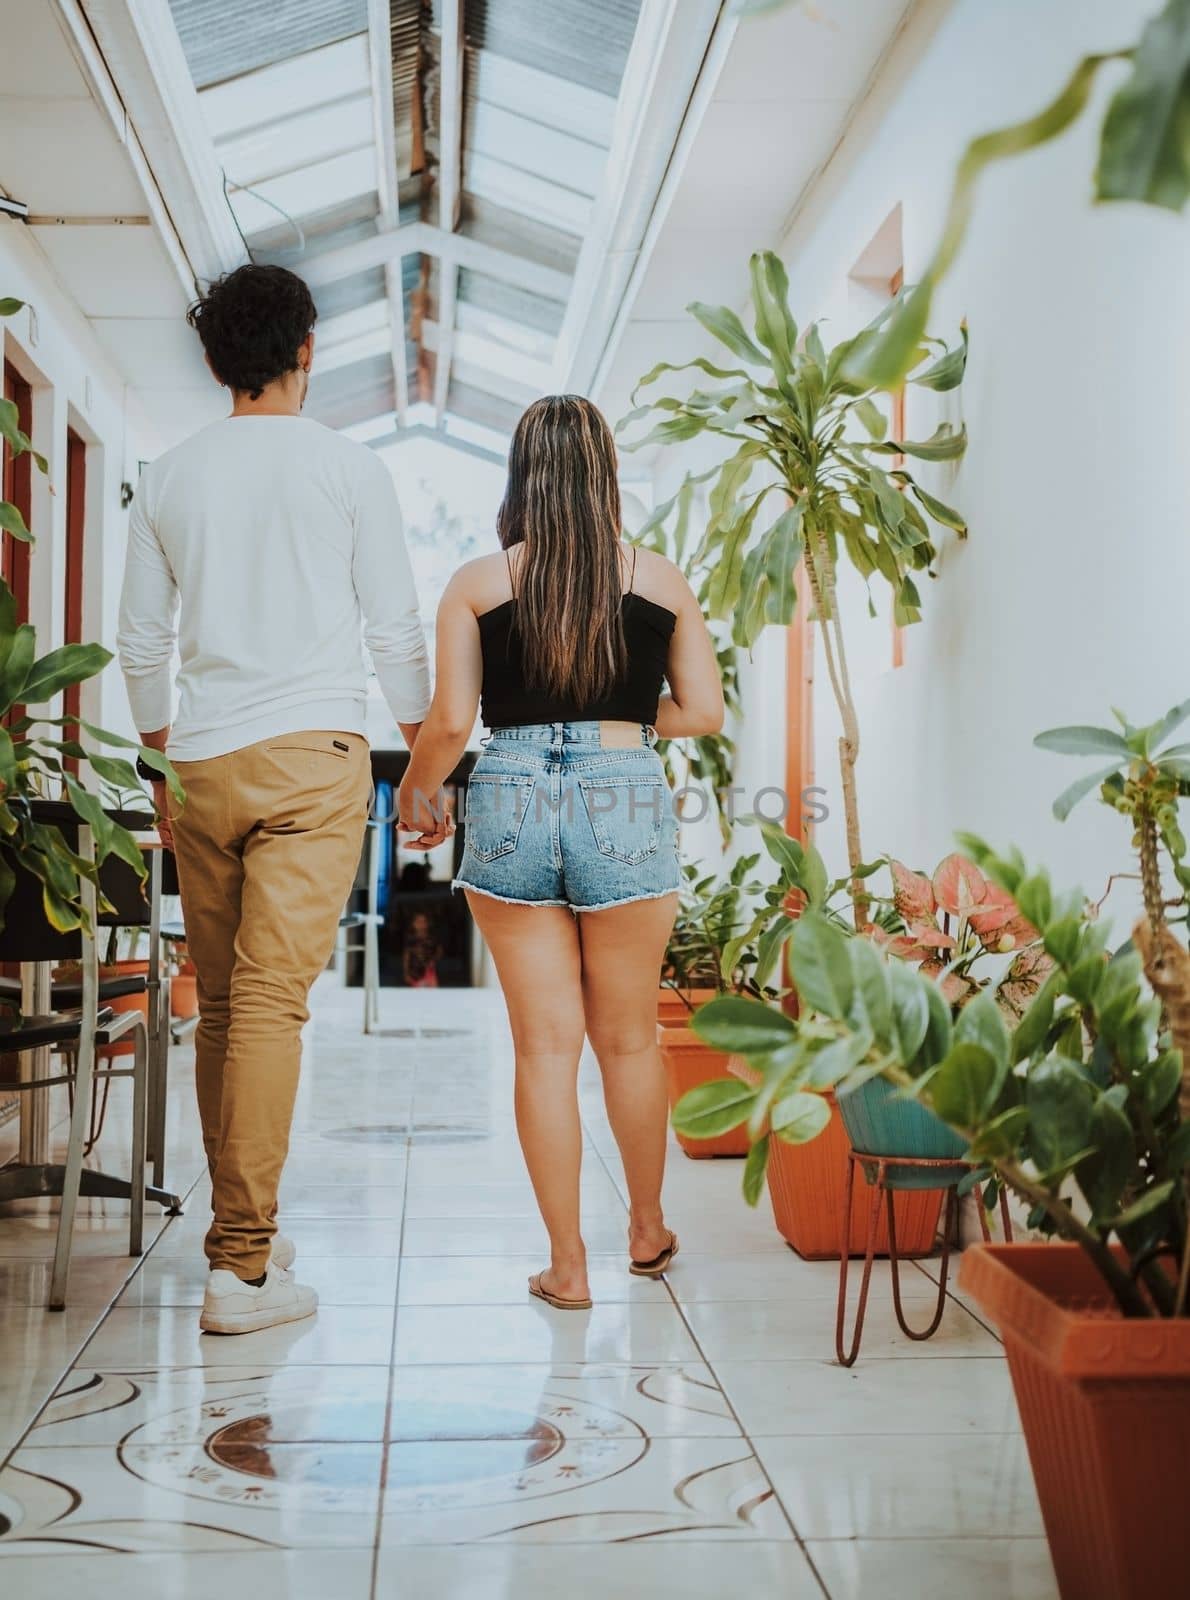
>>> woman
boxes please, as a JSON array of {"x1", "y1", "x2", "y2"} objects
[{"x1": 398, "y1": 395, "x2": 724, "y2": 1309}]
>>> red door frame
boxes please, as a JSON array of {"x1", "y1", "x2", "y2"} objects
[
  {"x1": 2, "y1": 360, "x2": 32, "y2": 622},
  {"x1": 64, "y1": 428, "x2": 87, "y2": 767}
]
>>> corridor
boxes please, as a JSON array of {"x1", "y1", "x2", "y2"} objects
[{"x1": 0, "y1": 983, "x2": 1054, "y2": 1597}]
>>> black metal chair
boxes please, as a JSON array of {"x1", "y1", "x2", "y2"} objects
[{"x1": 0, "y1": 817, "x2": 158, "y2": 1309}]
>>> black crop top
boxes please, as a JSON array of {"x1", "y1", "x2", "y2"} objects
[{"x1": 478, "y1": 557, "x2": 676, "y2": 729}]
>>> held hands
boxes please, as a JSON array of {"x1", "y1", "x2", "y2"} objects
[{"x1": 397, "y1": 780, "x2": 454, "y2": 851}]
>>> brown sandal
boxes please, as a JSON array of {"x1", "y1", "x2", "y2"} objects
[
  {"x1": 629, "y1": 1230, "x2": 679, "y2": 1278},
  {"x1": 528, "y1": 1271, "x2": 593, "y2": 1311}
]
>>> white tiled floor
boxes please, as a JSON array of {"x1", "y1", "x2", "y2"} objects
[{"x1": 0, "y1": 981, "x2": 1057, "y2": 1597}]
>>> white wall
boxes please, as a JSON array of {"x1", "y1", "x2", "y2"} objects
[
  {"x1": 768, "y1": 0, "x2": 1188, "y2": 920},
  {"x1": 1, "y1": 220, "x2": 158, "y2": 739}
]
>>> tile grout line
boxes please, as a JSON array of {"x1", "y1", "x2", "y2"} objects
[
  {"x1": 0, "y1": 1162, "x2": 208, "y2": 1474},
  {"x1": 580, "y1": 1111, "x2": 831, "y2": 1599},
  {"x1": 367, "y1": 1038, "x2": 419, "y2": 1600}
]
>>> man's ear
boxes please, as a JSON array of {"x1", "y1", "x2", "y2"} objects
[{"x1": 299, "y1": 332, "x2": 315, "y2": 374}]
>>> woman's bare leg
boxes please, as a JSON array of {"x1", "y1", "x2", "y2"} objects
[
  {"x1": 577, "y1": 894, "x2": 678, "y2": 1263},
  {"x1": 465, "y1": 893, "x2": 590, "y2": 1300}
]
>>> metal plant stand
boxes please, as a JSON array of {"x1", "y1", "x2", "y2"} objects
[{"x1": 835, "y1": 1150, "x2": 1014, "y2": 1367}]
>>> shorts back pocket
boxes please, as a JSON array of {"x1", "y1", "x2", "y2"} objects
[
  {"x1": 578, "y1": 776, "x2": 665, "y2": 865},
  {"x1": 464, "y1": 775, "x2": 534, "y2": 862}
]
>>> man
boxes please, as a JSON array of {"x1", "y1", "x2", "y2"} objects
[{"x1": 118, "y1": 263, "x2": 437, "y2": 1334}]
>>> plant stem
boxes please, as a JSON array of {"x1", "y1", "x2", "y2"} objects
[
  {"x1": 996, "y1": 1159, "x2": 1153, "y2": 1318},
  {"x1": 805, "y1": 529, "x2": 866, "y2": 930},
  {"x1": 1175, "y1": 1179, "x2": 1190, "y2": 1318},
  {"x1": 1137, "y1": 811, "x2": 1166, "y2": 934}
]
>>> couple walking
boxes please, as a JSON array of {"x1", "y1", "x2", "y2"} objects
[{"x1": 117, "y1": 264, "x2": 723, "y2": 1335}]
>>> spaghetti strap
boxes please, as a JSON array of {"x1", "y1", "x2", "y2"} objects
[
  {"x1": 628, "y1": 544, "x2": 638, "y2": 596},
  {"x1": 504, "y1": 546, "x2": 515, "y2": 598}
]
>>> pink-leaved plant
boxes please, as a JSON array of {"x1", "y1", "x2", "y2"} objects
[{"x1": 876, "y1": 852, "x2": 1048, "y2": 1014}]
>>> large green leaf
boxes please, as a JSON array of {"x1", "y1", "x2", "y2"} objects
[
  {"x1": 789, "y1": 910, "x2": 853, "y2": 1018},
  {"x1": 888, "y1": 958, "x2": 930, "y2": 1063},
  {"x1": 909, "y1": 482, "x2": 968, "y2": 537},
  {"x1": 1077, "y1": 1092, "x2": 1135, "y2": 1220},
  {"x1": 0, "y1": 623, "x2": 36, "y2": 710},
  {"x1": 1096, "y1": 0, "x2": 1190, "y2": 209},
  {"x1": 629, "y1": 356, "x2": 757, "y2": 406},
  {"x1": 804, "y1": 1030, "x2": 874, "y2": 1091},
  {"x1": 671, "y1": 1077, "x2": 757, "y2": 1139},
  {"x1": 749, "y1": 251, "x2": 797, "y2": 379},
  {"x1": 1151, "y1": 695, "x2": 1190, "y2": 750},
  {"x1": 742, "y1": 1134, "x2": 770, "y2": 1206},
  {"x1": 1027, "y1": 1056, "x2": 1095, "y2": 1175},
  {"x1": 917, "y1": 978, "x2": 954, "y2": 1071},
  {"x1": 770, "y1": 1088, "x2": 832, "y2": 1145},
  {"x1": 19, "y1": 642, "x2": 113, "y2": 705},
  {"x1": 845, "y1": 50, "x2": 1125, "y2": 388},
  {"x1": 910, "y1": 323, "x2": 969, "y2": 391},
  {"x1": 690, "y1": 993, "x2": 796, "y2": 1057},
  {"x1": 687, "y1": 301, "x2": 769, "y2": 365},
  {"x1": 0, "y1": 298, "x2": 25, "y2": 317},
  {"x1": 1050, "y1": 761, "x2": 1124, "y2": 821},
  {"x1": 954, "y1": 990, "x2": 1010, "y2": 1075},
  {"x1": 929, "y1": 1041, "x2": 1000, "y2": 1131},
  {"x1": 1034, "y1": 724, "x2": 1131, "y2": 758},
  {"x1": 0, "y1": 499, "x2": 32, "y2": 543}
]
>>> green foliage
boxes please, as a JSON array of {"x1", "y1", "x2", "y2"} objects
[
  {"x1": 680, "y1": 826, "x2": 1188, "y2": 1316},
  {"x1": 0, "y1": 576, "x2": 184, "y2": 932},
  {"x1": 846, "y1": 0, "x2": 1190, "y2": 387},
  {"x1": 1036, "y1": 699, "x2": 1190, "y2": 911},
  {"x1": 0, "y1": 289, "x2": 183, "y2": 934},
  {"x1": 619, "y1": 255, "x2": 968, "y2": 654}
]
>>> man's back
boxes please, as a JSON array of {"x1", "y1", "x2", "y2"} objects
[{"x1": 118, "y1": 414, "x2": 429, "y2": 760}]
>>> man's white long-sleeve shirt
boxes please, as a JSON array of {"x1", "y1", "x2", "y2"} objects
[{"x1": 117, "y1": 415, "x2": 431, "y2": 761}]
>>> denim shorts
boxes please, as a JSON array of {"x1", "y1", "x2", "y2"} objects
[{"x1": 452, "y1": 722, "x2": 680, "y2": 911}]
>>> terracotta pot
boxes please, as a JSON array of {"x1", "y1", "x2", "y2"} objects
[
  {"x1": 729, "y1": 1060, "x2": 942, "y2": 1258},
  {"x1": 657, "y1": 985, "x2": 717, "y2": 1027},
  {"x1": 659, "y1": 1022, "x2": 749, "y2": 1159},
  {"x1": 170, "y1": 963, "x2": 199, "y2": 1019},
  {"x1": 960, "y1": 1243, "x2": 1190, "y2": 1600},
  {"x1": 98, "y1": 960, "x2": 150, "y2": 1058}
]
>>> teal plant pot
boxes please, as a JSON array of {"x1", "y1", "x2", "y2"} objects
[{"x1": 838, "y1": 1077, "x2": 969, "y2": 1191}]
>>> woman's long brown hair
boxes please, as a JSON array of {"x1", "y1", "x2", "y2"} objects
[{"x1": 497, "y1": 394, "x2": 627, "y2": 705}]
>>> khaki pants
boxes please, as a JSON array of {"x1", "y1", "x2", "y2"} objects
[{"x1": 171, "y1": 731, "x2": 371, "y2": 1278}]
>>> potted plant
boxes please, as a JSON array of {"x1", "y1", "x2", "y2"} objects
[
  {"x1": 658, "y1": 852, "x2": 778, "y2": 1157},
  {"x1": 168, "y1": 940, "x2": 199, "y2": 1019},
  {"x1": 681, "y1": 700, "x2": 1190, "y2": 1598},
  {"x1": 1, "y1": 293, "x2": 181, "y2": 934},
  {"x1": 620, "y1": 249, "x2": 968, "y2": 925},
  {"x1": 621, "y1": 253, "x2": 969, "y2": 1248}
]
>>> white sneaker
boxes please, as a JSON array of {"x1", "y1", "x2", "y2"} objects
[
  {"x1": 200, "y1": 1261, "x2": 318, "y2": 1335},
  {"x1": 272, "y1": 1233, "x2": 296, "y2": 1270}
]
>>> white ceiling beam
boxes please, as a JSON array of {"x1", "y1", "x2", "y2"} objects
[
  {"x1": 61, "y1": 0, "x2": 246, "y2": 288},
  {"x1": 554, "y1": 0, "x2": 730, "y2": 394},
  {"x1": 368, "y1": 0, "x2": 408, "y2": 424},
  {"x1": 301, "y1": 221, "x2": 571, "y2": 307},
  {"x1": 433, "y1": 0, "x2": 464, "y2": 425}
]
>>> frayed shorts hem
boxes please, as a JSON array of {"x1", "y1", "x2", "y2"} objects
[
  {"x1": 453, "y1": 879, "x2": 678, "y2": 913},
  {"x1": 452, "y1": 879, "x2": 568, "y2": 908}
]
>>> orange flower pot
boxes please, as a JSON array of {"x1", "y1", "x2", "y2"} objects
[
  {"x1": 98, "y1": 960, "x2": 150, "y2": 1059},
  {"x1": 657, "y1": 985, "x2": 717, "y2": 1027},
  {"x1": 170, "y1": 962, "x2": 199, "y2": 1019},
  {"x1": 659, "y1": 1022, "x2": 749, "y2": 1159},
  {"x1": 959, "y1": 1243, "x2": 1190, "y2": 1600}
]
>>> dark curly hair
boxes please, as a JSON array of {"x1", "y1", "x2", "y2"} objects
[{"x1": 187, "y1": 264, "x2": 317, "y2": 399}]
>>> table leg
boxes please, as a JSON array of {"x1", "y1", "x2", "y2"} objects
[{"x1": 18, "y1": 962, "x2": 52, "y2": 1165}]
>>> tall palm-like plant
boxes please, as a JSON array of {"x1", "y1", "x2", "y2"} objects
[{"x1": 620, "y1": 252, "x2": 968, "y2": 925}]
